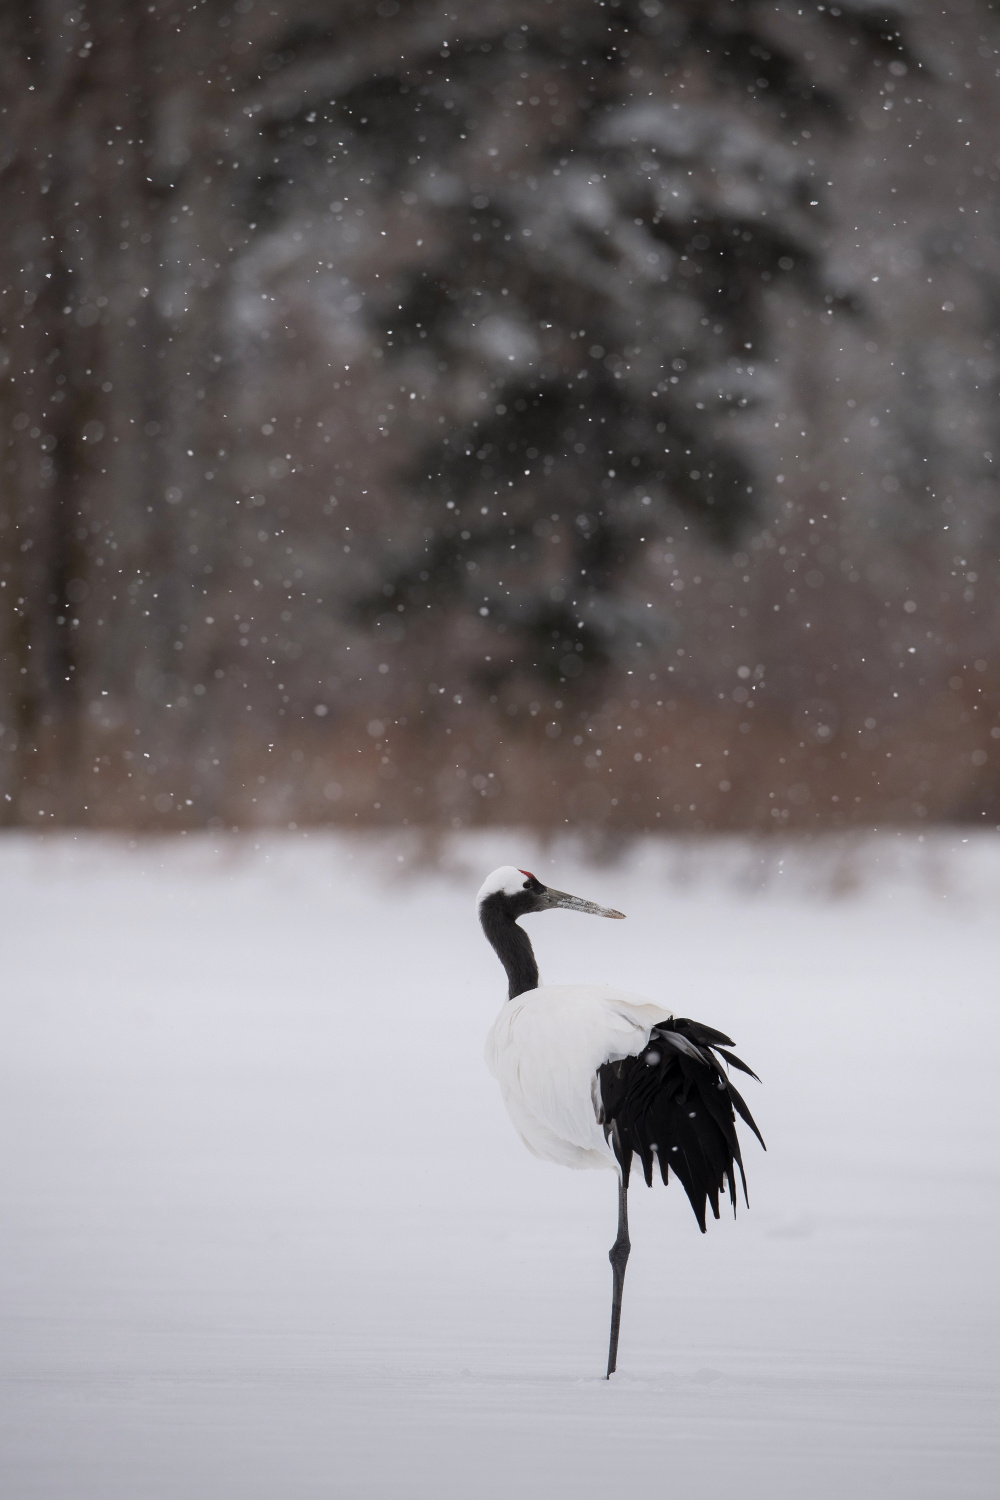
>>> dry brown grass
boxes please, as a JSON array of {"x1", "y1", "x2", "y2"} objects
[{"x1": 18, "y1": 677, "x2": 995, "y2": 836}]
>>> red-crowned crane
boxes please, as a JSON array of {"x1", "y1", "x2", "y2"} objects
[{"x1": 479, "y1": 866, "x2": 764, "y2": 1377}]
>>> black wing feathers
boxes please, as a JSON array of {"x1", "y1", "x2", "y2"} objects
[
  {"x1": 714, "y1": 1047, "x2": 761, "y2": 1082},
  {"x1": 597, "y1": 1017, "x2": 765, "y2": 1234}
]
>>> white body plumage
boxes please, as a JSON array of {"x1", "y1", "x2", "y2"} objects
[{"x1": 485, "y1": 985, "x2": 673, "y2": 1171}]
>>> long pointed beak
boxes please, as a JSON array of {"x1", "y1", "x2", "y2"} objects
[{"x1": 539, "y1": 887, "x2": 626, "y2": 919}]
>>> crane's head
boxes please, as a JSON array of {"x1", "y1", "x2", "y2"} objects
[
  {"x1": 477, "y1": 867, "x2": 624, "y2": 999},
  {"x1": 476, "y1": 866, "x2": 625, "y2": 923}
]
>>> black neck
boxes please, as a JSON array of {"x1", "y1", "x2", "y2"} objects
[{"x1": 479, "y1": 895, "x2": 540, "y2": 999}]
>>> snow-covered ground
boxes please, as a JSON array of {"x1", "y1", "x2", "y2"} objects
[{"x1": 1, "y1": 831, "x2": 997, "y2": 1499}]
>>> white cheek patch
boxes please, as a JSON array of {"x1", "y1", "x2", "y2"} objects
[{"x1": 477, "y1": 866, "x2": 531, "y2": 903}]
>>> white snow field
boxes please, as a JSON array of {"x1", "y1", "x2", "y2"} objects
[{"x1": 1, "y1": 831, "x2": 998, "y2": 1500}]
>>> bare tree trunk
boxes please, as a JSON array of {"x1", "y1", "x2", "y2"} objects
[{"x1": 1, "y1": 2, "x2": 247, "y2": 823}]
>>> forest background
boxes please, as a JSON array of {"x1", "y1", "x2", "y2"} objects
[{"x1": 3, "y1": 0, "x2": 1000, "y2": 836}]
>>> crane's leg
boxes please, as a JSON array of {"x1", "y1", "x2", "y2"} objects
[{"x1": 606, "y1": 1173, "x2": 630, "y2": 1379}]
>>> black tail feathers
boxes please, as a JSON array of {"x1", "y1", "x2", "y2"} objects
[{"x1": 597, "y1": 1017, "x2": 765, "y2": 1234}]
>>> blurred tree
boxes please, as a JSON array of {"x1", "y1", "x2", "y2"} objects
[
  {"x1": 256, "y1": 0, "x2": 911, "y2": 692},
  {"x1": 0, "y1": 2, "x2": 238, "y2": 821}
]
